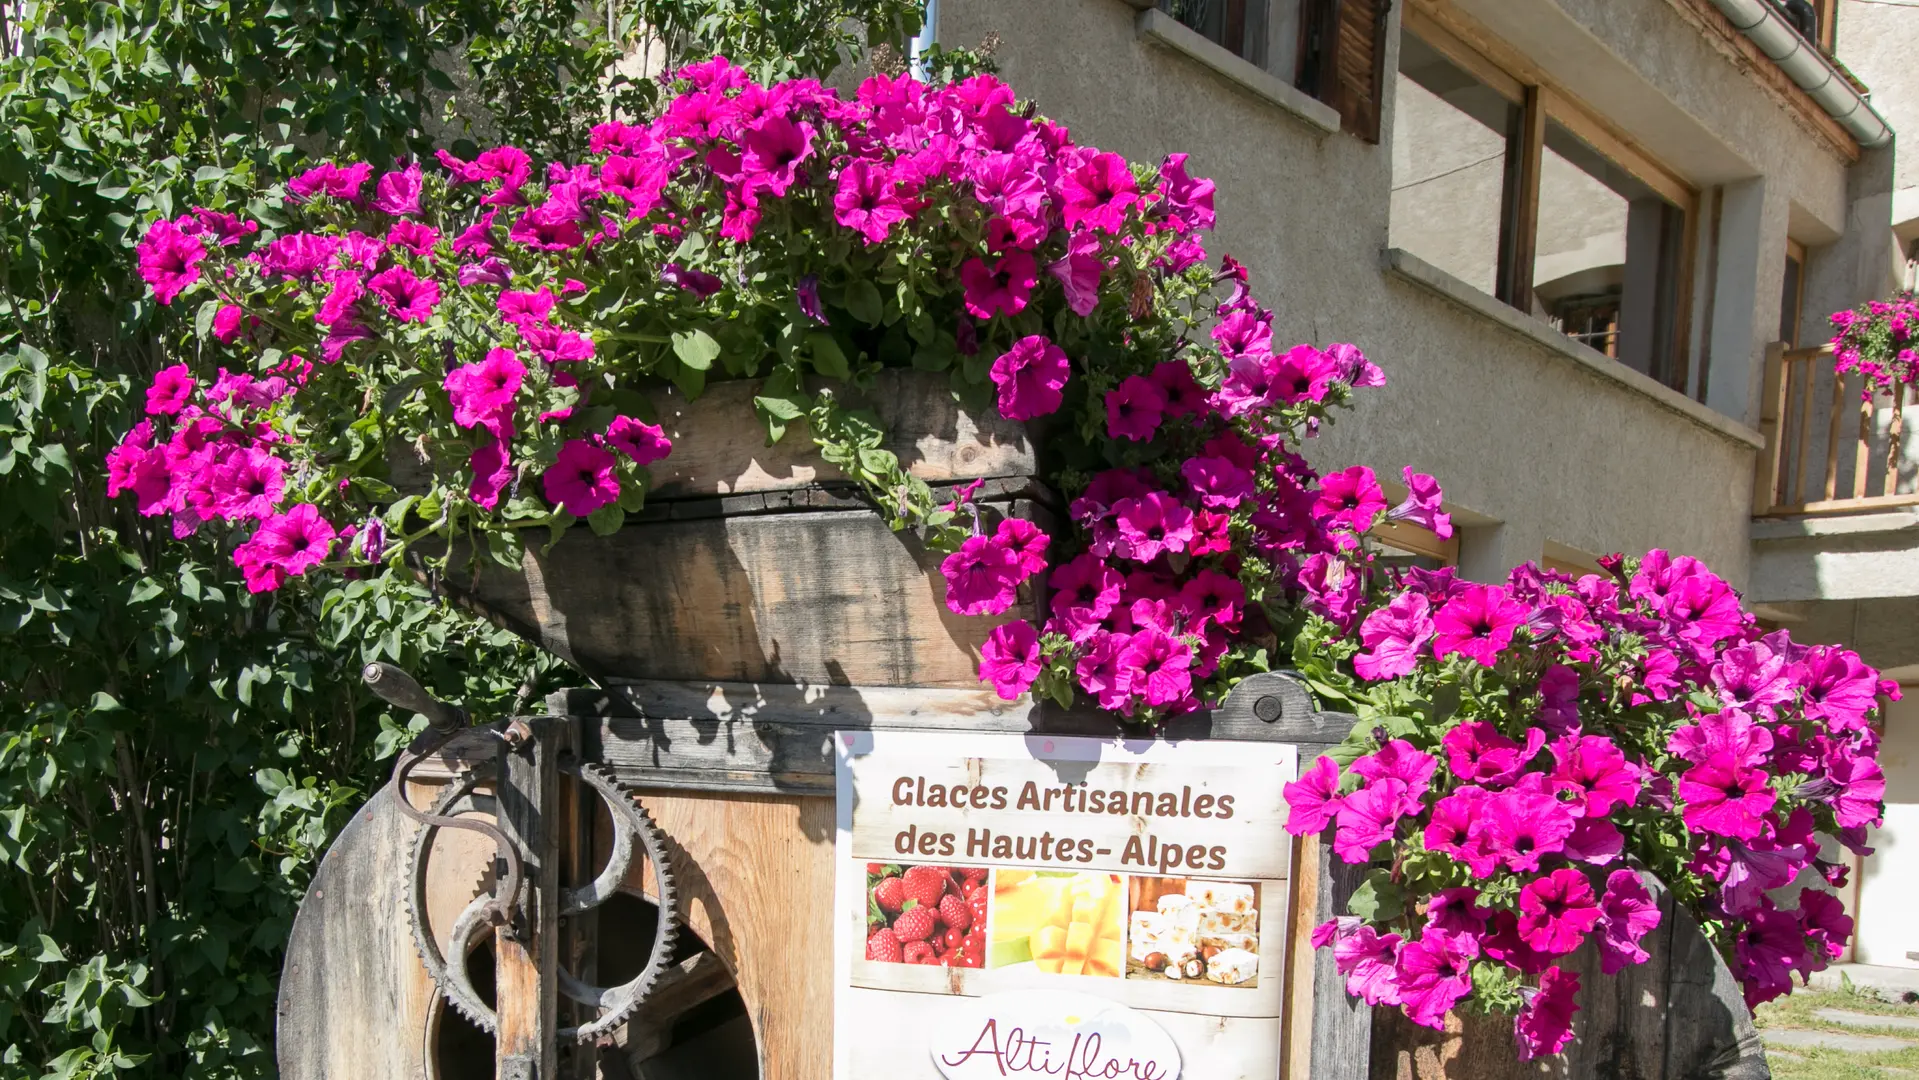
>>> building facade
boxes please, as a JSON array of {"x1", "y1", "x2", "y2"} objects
[{"x1": 930, "y1": 0, "x2": 1919, "y2": 963}]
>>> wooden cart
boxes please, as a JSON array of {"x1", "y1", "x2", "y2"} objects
[{"x1": 273, "y1": 371, "x2": 1769, "y2": 1079}]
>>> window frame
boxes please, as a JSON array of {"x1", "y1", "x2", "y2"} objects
[
  {"x1": 1783, "y1": 237, "x2": 1809, "y2": 347},
  {"x1": 1401, "y1": 2, "x2": 1702, "y2": 391}
]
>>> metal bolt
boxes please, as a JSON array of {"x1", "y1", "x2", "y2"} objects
[{"x1": 1253, "y1": 695, "x2": 1283, "y2": 723}]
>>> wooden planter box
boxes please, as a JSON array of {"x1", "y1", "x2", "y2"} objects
[{"x1": 278, "y1": 370, "x2": 1770, "y2": 1080}]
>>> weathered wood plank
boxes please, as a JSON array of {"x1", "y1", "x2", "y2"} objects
[
  {"x1": 496, "y1": 718, "x2": 568, "y2": 1079},
  {"x1": 647, "y1": 370, "x2": 1036, "y2": 498},
  {"x1": 567, "y1": 673, "x2": 1360, "y2": 795},
  {"x1": 275, "y1": 793, "x2": 436, "y2": 1080},
  {"x1": 621, "y1": 790, "x2": 837, "y2": 1080},
  {"x1": 462, "y1": 504, "x2": 1049, "y2": 685}
]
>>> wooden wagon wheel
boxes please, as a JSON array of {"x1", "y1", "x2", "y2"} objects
[{"x1": 407, "y1": 760, "x2": 685, "y2": 1044}]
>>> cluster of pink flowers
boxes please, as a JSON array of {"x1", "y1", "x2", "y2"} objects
[
  {"x1": 1284, "y1": 551, "x2": 1887, "y2": 1056},
  {"x1": 102, "y1": 359, "x2": 365, "y2": 591},
  {"x1": 1829, "y1": 290, "x2": 1917, "y2": 398},
  {"x1": 125, "y1": 57, "x2": 1886, "y2": 1054}
]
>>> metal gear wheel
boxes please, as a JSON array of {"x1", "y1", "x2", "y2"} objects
[{"x1": 405, "y1": 761, "x2": 683, "y2": 1043}]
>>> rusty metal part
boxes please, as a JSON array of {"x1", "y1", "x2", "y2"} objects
[{"x1": 404, "y1": 759, "x2": 683, "y2": 1043}]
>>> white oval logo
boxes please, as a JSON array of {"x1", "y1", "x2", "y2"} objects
[{"x1": 929, "y1": 989, "x2": 1182, "y2": 1080}]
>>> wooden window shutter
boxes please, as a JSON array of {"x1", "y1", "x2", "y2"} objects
[{"x1": 1299, "y1": 0, "x2": 1392, "y2": 142}]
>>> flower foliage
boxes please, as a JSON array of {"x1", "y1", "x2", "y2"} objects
[
  {"x1": 1829, "y1": 290, "x2": 1917, "y2": 397},
  {"x1": 121, "y1": 56, "x2": 1380, "y2": 726},
  {"x1": 1285, "y1": 550, "x2": 1888, "y2": 1055},
  {"x1": 120, "y1": 54, "x2": 1890, "y2": 1059}
]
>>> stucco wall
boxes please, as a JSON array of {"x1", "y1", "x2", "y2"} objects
[
  {"x1": 937, "y1": 0, "x2": 1874, "y2": 585},
  {"x1": 1837, "y1": 0, "x2": 1919, "y2": 237}
]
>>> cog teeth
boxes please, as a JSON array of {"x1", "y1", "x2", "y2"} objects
[
  {"x1": 407, "y1": 770, "x2": 501, "y2": 1035},
  {"x1": 406, "y1": 759, "x2": 693, "y2": 1045}
]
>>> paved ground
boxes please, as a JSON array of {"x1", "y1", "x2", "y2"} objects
[
  {"x1": 1756, "y1": 988, "x2": 1919, "y2": 1079},
  {"x1": 1810, "y1": 965, "x2": 1919, "y2": 999}
]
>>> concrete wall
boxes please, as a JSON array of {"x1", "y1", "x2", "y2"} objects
[
  {"x1": 1854, "y1": 692, "x2": 1919, "y2": 967},
  {"x1": 1837, "y1": 0, "x2": 1919, "y2": 246},
  {"x1": 941, "y1": 0, "x2": 1876, "y2": 586}
]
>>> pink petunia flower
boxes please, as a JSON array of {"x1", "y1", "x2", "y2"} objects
[
  {"x1": 1151, "y1": 361, "x2": 1206, "y2": 417},
  {"x1": 1394, "y1": 929, "x2": 1479, "y2": 1029},
  {"x1": 1299, "y1": 553, "x2": 1363, "y2": 630},
  {"x1": 833, "y1": 159, "x2": 910, "y2": 245},
  {"x1": 444, "y1": 348, "x2": 525, "y2": 432},
  {"x1": 989, "y1": 335, "x2": 1070, "y2": 420},
  {"x1": 1479, "y1": 786, "x2": 1577, "y2": 873},
  {"x1": 1537, "y1": 664, "x2": 1582, "y2": 733},
  {"x1": 1517, "y1": 868, "x2": 1601, "y2": 955},
  {"x1": 1312, "y1": 466, "x2": 1386, "y2": 535},
  {"x1": 1354, "y1": 592, "x2": 1435, "y2": 681},
  {"x1": 1119, "y1": 627, "x2": 1193, "y2": 707},
  {"x1": 1047, "y1": 229, "x2": 1104, "y2": 316},
  {"x1": 1157, "y1": 152, "x2": 1216, "y2": 233},
  {"x1": 1284, "y1": 755, "x2": 1344, "y2": 835},
  {"x1": 372, "y1": 164, "x2": 424, "y2": 216},
  {"x1": 1596, "y1": 869, "x2": 1662, "y2": 974},
  {"x1": 960, "y1": 251, "x2": 1037, "y2": 319},
  {"x1": 1442, "y1": 721, "x2": 1545, "y2": 787},
  {"x1": 136, "y1": 219, "x2": 206, "y2": 305},
  {"x1": 368, "y1": 265, "x2": 440, "y2": 323},
  {"x1": 1112, "y1": 491, "x2": 1195, "y2": 562},
  {"x1": 1059, "y1": 151, "x2": 1139, "y2": 234},
  {"x1": 1105, "y1": 375, "x2": 1167, "y2": 441},
  {"x1": 603, "y1": 416, "x2": 673, "y2": 466},
  {"x1": 1333, "y1": 778, "x2": 1408, "y2": 863},
  {"x1": 145, "y1": 364, "x2": 197, "y2": 416},
  {"x1": 386, "y1": 219, "x2": 439, "y2": 256},
  {"x1": 1424, "y1": 787, "x2": 1500, "y2": 878},
  {"x1": 1331, "y1": 921, "x2": 1402, "y2": 1006},
  {"x1": 1432, "y1": 584, "x2": 1528, "y2": 666},
  {"x1": 287, "y1": 161, "x2": 372, "y2": 202},
  {"x1": 1549, "y1": 734, "x2": 1643, "y2": 818},
  {"x1": 1075, "y1": 631, "x2": 1134, "y2": 713},
  {"x1": 1351, "y1": 739, "x2": 1438, "y2": 802},
  {"x1": 212, "y1": 304, "x2": 245, "y2": 342},
  {"x1": 541, "y1": 439, "x2": 621, "y2": 517},
  {"x1": 234, "y1": 503, "x2": 337, "y2": 590},
  {"x1": 1678, "y1": 752, "x2": 1776, "y2": 839},
  {"x1": 980, "y1": 619, "x2": 1042, "y2": 700},
  {"x1": 208, "y1": 448, "x2": 285, "y2": 521},
  {"x1": 468, "y1": 437, "x2": 514, "y2": 510},
  {"x1": 1047, "y1": 553, "x2": 1123, "y2": 642},
  {"x1": 1270, "y1": 344, "x2": 1340, "y2": 404},
  {"x1": 941, "y1": 534, "x2": 1022, "y2": 616},
  {"x1": 1387, "y1": 467, "x2": 1453, "y2": 538},
  {"x1": 1514, "y1": 966, "x2": 1581, "y2": 1061}
]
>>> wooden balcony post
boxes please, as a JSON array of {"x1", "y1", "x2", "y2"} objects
[{"x1": 1754, "y1": 341, "x2": 1785, "y2": 516}]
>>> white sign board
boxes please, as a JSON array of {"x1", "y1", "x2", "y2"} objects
[{"x1": 832, "y1": 730, "x2": 1299, "y2": 1079}]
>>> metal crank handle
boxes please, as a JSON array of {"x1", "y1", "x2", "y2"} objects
[{"x1": 362, "y1": 661, "x2": 469, "y2": 735}]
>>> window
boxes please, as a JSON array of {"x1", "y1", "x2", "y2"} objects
[
  {"x1": 1781, "y1": 239, "x2": 1807, "y2": 346},
  {"x1": 1534, "y1": 121, "x2": 1690, "y2": 384},
  {"x1": 1159, "y1": 0, "x2": 1284, "y2": 75},
  {"x1": 1390, "y1": 34, "x2": 1519, "y2": 297},
  {"x1": 1157, "y1": 0, "x2": 1389, "y2": 142},
  {"x1": 1373, "y1": 519, "x2": 1459, "y2": 570},
  {"x1": 1389, "y1": 11, "x2": 1700, "y2": 392}
]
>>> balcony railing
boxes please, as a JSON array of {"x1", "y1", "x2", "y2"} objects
[{"x1": 1754, "y1": 343, "x2": 1919, "y2": 517}]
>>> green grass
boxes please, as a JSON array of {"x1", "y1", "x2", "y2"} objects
[{"x1": 1756, "y1": 988, "x2": 1919, "y2": 1079}]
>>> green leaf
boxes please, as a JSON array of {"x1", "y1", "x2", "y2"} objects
[
  {"x1": 807, "y1": 331, "x2": 849, "y2": 379},
  {"x1": 753, "y1": 394, "x2": 804, "y2": 421},
  {"x1": 1346, "y1": 871, "x2": 1405, "y2": 921},
  {"x1": 94, "y1": 170, "x2": 131, "y2": 200},
  {"x1": 586, "y1": 503, "x2": 626, "y2": 537},
  {"x1": 843, "y1": 279, "x2": 883, "y2": 326},
  {"x1": 671, "y1": 328, "x2": 720, "y2": 371}
]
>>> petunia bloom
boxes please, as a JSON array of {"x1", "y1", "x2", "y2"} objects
[
  {"x1": 1105, "y1": 375, "x2": 1167, "y2": 441},
  {"x1": 541, "y1": 439, "x2": 621, "y2": 517},
  {"x1": 1432, "y1": 584, "x2": 1529, "y2": 666},
  {"x1": 1284, "y1": 755, "x2": 1344, "y2": 835},
  {"x1": 1517, "y1": 867, "x2": 1601, "y2": 955},
  {"x1": 980, "y1": 620, "x2": 1042, "y2": 700},
  {"x1": 989, "y1": 335, "x2": 1070, "y2": 420},
  {"x1": 603, "y1": 416, "x2": 672, "y2": 466},
  {"x1": 1354, "y1": 592, "x2": 1435, "y2": 680},
  {"x1": 1514, "y1": 967, "x2": 1581, "y2": 1061}
]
